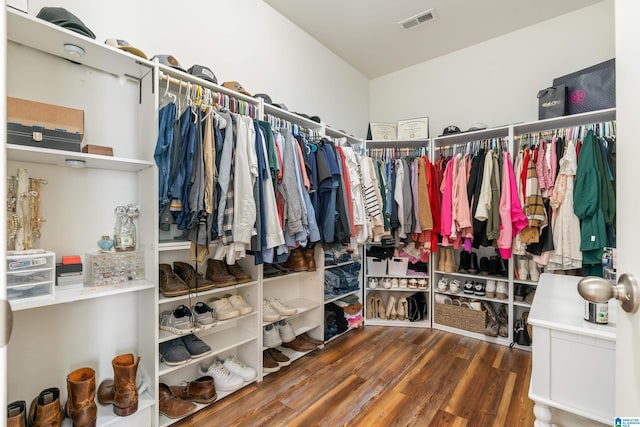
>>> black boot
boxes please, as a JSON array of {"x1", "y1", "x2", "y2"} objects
[
  {"x1": 458, "y1": 251, "x2": 470, "y2": 274},
  {"x1": 488, "y1": 256, "x2": 499, "y2": 276},
  {"x1": 479, "y1": 257, "x2": 490, "y2": 276},
  {"x1": 469, "y1": 252, "x2": 479, "y2": 274}
]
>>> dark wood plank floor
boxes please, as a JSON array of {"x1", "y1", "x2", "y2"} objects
[{"x1": 173, "y1": 326, "x2": 534, "y2": 427}]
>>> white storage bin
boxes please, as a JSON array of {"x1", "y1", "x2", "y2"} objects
[
  {"x1": 6, "y1": 250, "x2": 55, "y2": 302},
  {"x1": 366, "y1": 257, "x2": 387, "y2": 276},
  {"x1": 388, "y1": 257, "x2": 409, "y2": 276}
]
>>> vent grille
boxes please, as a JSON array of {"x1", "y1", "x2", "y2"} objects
[{"x1": 399, "y1": 9, "x2": 436, "y2": 30}]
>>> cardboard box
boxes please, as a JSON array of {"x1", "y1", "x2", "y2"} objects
[
  {"x1": 82, "y1": 144, "x2": 113, "y2": 156},
  {"x1": 7, "y1": 96, "x2": 84, "y2": 138}
]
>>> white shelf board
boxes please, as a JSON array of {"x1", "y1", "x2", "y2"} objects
[
  {"x1": 70, "y1": 390, "x2": 154, "y2": 427},
  {"x1": 433, "y1": 290, "x2": 509, "y2": 305},
  {"x1": 263, "y1": 270, "x2": 317, "y2": 284},
  {"x1": 7, "y1": 8, "x2": 154, "y2": 80},
  {"x1": 325, "y1": 326, "x2": 358, "y2": 344},
  {"x1": 7, "y1": 144, "x2": 154, "y2": 172},
  {"x1": 513, "y1": 301, "x2": 532, "y2": 308},
  {"x1": 324, "y1": 259, "x2": 361, "y2": 270},
  {"x1": 365, "y1": 287, "x2": 429, "y2": 293},
  {"x1": 432, "y1": 323, "x2": 511, "y2": 346},
  {"x1": 323, "y1": 126, "x2": 362, "y2": 144},
  {"x1": 262, "y1": 298, "x2": 322, "y2": 327},
  {"x1": 9, "y1": 280, "x2": 155, "y2": 311},
  {"x1": 365, "y1": 138, "x2": 428, "y2": 149},
  {"x1": 514, "y1": 279, "x2": 539, "y2": 286},
  {"x1": 158, "y1": 312, "x2": 258, "y2": 344},
  {"x1": 364, "y1": 319, "x2": 431, "y2": 328},
  {"x1": 159, "y1": 68, "x2": 259, "y2": 105},
  {"x1": 324, "y1": 289, "x2": 361, "y2": 304},
  {"x1": 262, "y1": 103, "x2": 323, "y2": 130},
  {"x1": 366, "y1": 273, "x2": 428, "y2": 279},
  {"x1": 159, "y1": 328, "x2": 257, "y2": 376},
  {"x1": 434, "y1": 270, "x2": 508, "y2": 282},
  {"x1": 432, "y1": 126, "x2": 510, "y2": 146},
  {"x1": 512, "y1": 108, "x2": 616, "y2": 135},
  {"x1": 158, "y1": 280, "x2": 258, "y2": 306}
]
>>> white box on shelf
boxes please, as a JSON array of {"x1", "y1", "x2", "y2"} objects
[
  {"x1": 387, "y1": 257, "x2": 409, "y2": 276},
  {"x1": 366, "y1": 257, "x2": 387, "y2": 276}
]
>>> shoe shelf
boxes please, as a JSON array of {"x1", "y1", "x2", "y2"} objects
[
  {"x1": 434, "y1": 270, "x2": 508, "y2": 282},
  {"x1": 434, "y1": 290, "x2": 509, "y2": 305},
  {"x1": 261, "y1": 298, "x2": 322, "y2": 327},
  {"x1": 366, "y1": 273, "x2": 428, "y2": 279},
  {"x1": 513, "y1": 300, "x2": 532, "y2": 308},
  {"x1": 273, "y1": 345, "x2": 320, "y2": 367},
  {"x1": 514, "y1": 279, "x2": 539, "y2": 286},
  {"x1": 90, "y1": 390, "x2": 155, "y2": 427},
  {"x1": 365, "y1": 318, "x2": 432, "y2": 328},
  {"x1": 365, "y1": 287, "x2": 430, "y2": 293},
  {"x1": 325, "y1": 325, "x2": 361, "y2": 344},
  {"x1": 9, "y1": 279, "x2": 156, "y2": 312},
  {"x1": 261, "y1": 322, "x2": 322, "y2": 352},
  {"x1": 324, "y1": 289, "x2": 360, "y2": 304},
  {"x1": 432, "y1": 323, "x2": 511, "y2": 346},
  {"x1": 263, "y1": 270, "x2": 318, "y2": 283},
  {"x1": 159, "y1": 312, "x2": 258, "y2": 344},
  {"x1": 324, "y1": 259, "x2": 360, "y2": 270},
  {"x1": 158, "y1": 281, "x2": 258, "y2": 306},
  {"x1": 159, "y1": 328, "x2": 257, "y2": 376}
]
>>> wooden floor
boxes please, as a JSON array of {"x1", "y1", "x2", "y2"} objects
[{"x1": 173, "y1": 326, "x2": 535, "y2": 427}]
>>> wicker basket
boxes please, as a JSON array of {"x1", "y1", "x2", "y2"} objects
[{"x1": 434, "y1": 302, "x2": 487, "y2": 334}]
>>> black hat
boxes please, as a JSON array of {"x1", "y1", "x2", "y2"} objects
[
  {"x1": 439, "y1": 125, "x2": 461, "y2": 137},
  {"x1": 37, "y1": 7, "x2": 96, "y2": 39},
  {"x1": 254, "y1": 93, "x2": 273, "y2": 105},
  {"x1": 188, "y1": 64, "x2": 217, "y2": 84},
  {"x1": 466, "y1": 123, "x2": 487, "y2": 132},
  {"x1": 151, "y1": 55, "x2": 187, "y2": 73}
]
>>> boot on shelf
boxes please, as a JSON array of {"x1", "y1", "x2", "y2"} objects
[
  {"x1": 468, "y1": 252, "x2": 479, "y2": 274},
  {"x1": 174, "y1": 261, "x2": 216, "y2": 292},
  {"x1": 437, "y1": 249, "x2": 446, "y2": 272},
  {"x1": 386, "y1": 296, "x2": 398, "y2": 320},
  {"x1": 458, "y1": 251, "x2": 470, "y2": 274},
  {"x1": 7, "y1": 400, "x2": 26, "y2": 427},
  {"x1": 366, "y1": 294, "x2": 376, "y2": 319},
  {"x1": 444, "y1": 248, "x2": 457, "y2": 273},
  {"x1": 280, "y1": 248, "x2": 308, "y2": 272},
  {"x1": 497, "y1": 305, "x2": 509, "y2": 338},
  {"x1": 375, "y1": 294, "x2": 386, "y2": 320},
  {"x1": 203, "y1": 259, "x2": 236, "y2": 287},
  {"x1": 528, "y1": 259, "x2": 540, "y2": 282},
  {"x1": 304, "y1": 247, "x2": 317, "y2": 272},
  {"x1": 158, "y1": 264, "x2": 189, "y2": 297},
  {"x1": 66, "y1": 367, "x2": 97, "y2": 427},
  {"x1": 97, "y1": 354, "x2": 140, "y2": 417},
  {"x1": 517, "y1": 257, "x2": 529, "y2": 281},
  {"x1": 28, "y1": 388, "x2": 63, "y2": 427},
  {"x1": 397, "y1": 297, "x2": 408, "y2": 321}
]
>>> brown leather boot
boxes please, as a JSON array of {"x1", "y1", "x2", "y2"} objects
[
  {"x1": 169, "y1": 376, "x2": 217, "y2": 404},
  {"x1": 205, "y1": 259, "x2": 237, "y2": 287},
  {"x1": 158, "y1": 383, "x2": 196, "y2": 419},
  {"x1": 65, "y1": 368, "x2": 97, "y2": 427},
  {"x1": 173, "y1": 261, "x2": 216, "y2": 292},
  {"x1": 7, "y1": 400, "x2": 26, "y2": 427},
  {"x1": 280, "y1": 248, "x2": 307, "y2": 272},
  {"x1": 304, "y1": 248, "x2": 316, "y2": 272},
  {"x1": 159, "y1": 264, "x2": 189, "y2": 297},
  {"x1": 28, "y1": 388, "x2": 63, "y2": 427},
  {"x1": 225, "y1": 263, "x2": 252, "y2": 284},
  {"x1": 97, "y1": 354, "x2": 140, "y2": 417}
]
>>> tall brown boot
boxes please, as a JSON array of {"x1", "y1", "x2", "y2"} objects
[
  {"x1": 66, "y1": 368, "x2": 97, "y2": 427},
  {"x1": 280, "y1": 248, "x2": 307, "y2": 272},
  {"x1": 28, "y1": 388, "x2": 63, "y2": 427},
  {"x1": 7, "y1": 400, "x2": 26, "y2": 427},
  {"x1": 304, "y1": 248, "x2": 316, "y2": 272},
  {"x1": 204, "y1": 259, "x2": 237, "y2": 287},
  {"x1": 173, "y1": 261, "x2": 216, "y2": 292},
  {"x1": 97, "y1": 354, "x2": 140, "y2": 417}
]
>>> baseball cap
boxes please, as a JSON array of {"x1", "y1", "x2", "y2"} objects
[
  {"x1": 254, "y1": 93, "x2": 273, "y2": 105},
  {"x1": 439, "y1": 125, "x2": 461, "y2": 137},
  {"x1": 36, "y1": 7, "x2": 96, "y2": 39},
  {"x1": 188, "y1": 64, "x2": 217, "y2": 84},
  {"x1": 105, "y1": 39, "x2": 147, "y2": 59},
  {"x1": 466, "y1": 123, "x2": 488, "y2": 132},
  {"x1": 222, "y1": 81, "x2": 251, "y2": 97},
  {"x1": 151, "y1": 55, "x2": 186, "y2": 73}
]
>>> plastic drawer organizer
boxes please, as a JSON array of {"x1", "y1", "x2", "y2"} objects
[
  {"x1": 6, "y1": 250, "x2": 55, "y2": 301},
  {"x1": 85, "y1": 251, "x2": 144, "y2": 286}
]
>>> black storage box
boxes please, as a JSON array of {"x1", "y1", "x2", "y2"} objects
[
  {"x1": 553, "y1": 59, "x2": 615, "y2": 115},
  {"x1": 537, "y1": 84, "x2": 568, "y2": 120},
  {"x1": 8, "y1": 123, "x2": 81, "y2": 152}
]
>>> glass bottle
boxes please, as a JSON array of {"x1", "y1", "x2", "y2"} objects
[{"x1": 115, "y1": 216, "x2": 136, "y2": 251}]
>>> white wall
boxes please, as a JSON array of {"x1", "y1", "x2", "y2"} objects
[
  {"x1": 25, "y1": 0, "x2": 370, "y2": 136},
  {"x1": 369, "y1": 0, "x2": 615, "y2": 137}
]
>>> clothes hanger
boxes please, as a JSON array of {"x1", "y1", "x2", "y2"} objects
[{"x1": 161, "y1": 76, "x2": 176, "y2": 105}]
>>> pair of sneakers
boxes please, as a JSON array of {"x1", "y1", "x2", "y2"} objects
[
  {"x1": 160, "y1": 334, "x2": 212, "y2": 366},
  {"x1": 263, "y1": 298, "x2": 297, "y2": 322},
  {"x1": 160, "y1": 303, "x2": 216, "y2": 335},
  {"x1": 198, "y1": 355, "x2": 257, "y2": 392},
  {"x1": 263, "y1": 319, "x2": 296, "y2": 348},
  {"x1": 208, "y1": 294, "x2": 253, "y2": 321},
  {"x1": 438, "y1": 278, "x2": 462, "y2": 294}
]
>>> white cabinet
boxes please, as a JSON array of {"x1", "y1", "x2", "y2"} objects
[{"x1": 5, "y1": 7, "x2": 158, "y2": 425}]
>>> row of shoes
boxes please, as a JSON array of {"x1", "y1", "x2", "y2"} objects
[
  {"x1": 160, "y1": 334, "x2": 212, "y2": 366},
  {"x1": 264, "y1": 247, "x2": 317, "y2": 277},
  {"x1": 515, "y1": 284, "x2": 536, "y2": 304},
  {"x1": 515, "y1": 257, "x2": 541, "y2": 281},
  {"x1": 484, "y1": 302, "x2": 509, "y2": 338},
  {"x1": 263, "y1": 332, "x2": 322, "y2": 373},
  {"x1": 365, "y1": 293, "x2": 410, "y2": 321},
  {"x1": 367, "y1": 276, "x2": 428, "y2": 290},
  {"x1": 435, "y1": 294, "x2": 483, "y2": 310},
  {"x1": 438, "y1": 277, "x2": 509, "y2": 299},
  {"x1": 438, "y1": 247, "x2": 510, "y2": 277},
  {"x1": 7, "y1": 354, "x2": 141, "y2": 427},
  {"x1": 263, "y1": 298, "x2": 297, "y2": 322},
  {"x1": 160, "y1": 295, "x2": 253, "y2": 335},
  {"x1": 159, "y1": 259, "x2": 252, "y2": 298},
  {"x1": 198, "y1": 356, "x2": 257, "y2": 391}
]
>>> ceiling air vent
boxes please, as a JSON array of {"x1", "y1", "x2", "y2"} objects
[{"x1": 398, "y1": 9, "x2": 436, "y2": 30}]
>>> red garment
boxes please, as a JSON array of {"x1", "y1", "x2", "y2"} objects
[
  {"x1": 576, "y1": 140, "x2": 582, "y2": 159},
  {"x1": 336, "y1": 147, "x2": 355, "y2": 237},
  {"x1": 521, "y1": 148, "x2": 530, "y2": 200},
  {"x1": 426, "y1": 157, "x2": 441, "y2": 252}
]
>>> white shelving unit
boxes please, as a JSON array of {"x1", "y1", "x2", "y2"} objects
[
  {"x1": 322, "y1": 251, "x2": 363, "y2": 343},
  {"x1": 5, "y1": 7, "x2": 157, "y2": 426}
]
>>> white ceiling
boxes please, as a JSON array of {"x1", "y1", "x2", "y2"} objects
[{"x1": 263, "y1": 0, "x2": 604, "y2": 78}]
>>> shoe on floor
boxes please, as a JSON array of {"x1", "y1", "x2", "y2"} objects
[
  {"x1": 263, "y1": 324, "x2": 283, "y2": 348},
  {"x1": 191, "y1": 301, "x2": 216, "y2": 329},
  {"x1": 198, "y1": 360, "x2": 244, "y2": 392},
  {"x1": 267, "y1": 348, "x2": 291, "y2": 366},
  {"x1": 181, "y1": 334, "x2": 212, "y2": 359},
  {"x1": 160, "y1": 338, "x2": 192, "y2": 366},
  {"x1": 277, "y1": 319, "x2": 296, "y2": 343},
  {"x1": 226, "y1": 294, "x2": 253, "y2": 315},
  {"x1": 209, "y1": 297, "x2": 240, "y2": 320},
  {"x1": 270, "y1": 298, "x2": 297, "y2": 316},
  {"x1": 263, "y1": 350, "x2": 281, "y2": 373},
  {"x1": 223, "y1": 355, "x2": 257, "y2": 382},
  {"x1": 160, "y1": 305, "x2": 194, "y2": 335}
]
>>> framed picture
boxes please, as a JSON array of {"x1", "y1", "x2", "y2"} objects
[
  {"x1": 397, "y1": 117, "x2": 429, "y2": 139},
  {"x1": 369, "y1": 122, "x2": 397, "y2": 140}
]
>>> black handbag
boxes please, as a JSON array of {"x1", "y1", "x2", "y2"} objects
[
  {"x1": 537, "y1": 84, "x2": 568, "y2": 119},
  {"x1": 511, "y1": 316, "x2": 531, "y2": 347},
  {"x1": 406, "y1": 292, "x2": 428, "y2": 322}
]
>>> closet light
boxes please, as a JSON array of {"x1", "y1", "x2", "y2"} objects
[
  {"x1": 65, "y1": 159, "x2": 86, "y2": 168},
  {"x1": 63, "y1": 43, "x2": 85, "y2": 58}
]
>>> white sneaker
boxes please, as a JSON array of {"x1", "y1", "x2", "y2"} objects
[
  {"x1": 485, "y1": 280, "x2": 496, "y2": 298},
  {"x1": 223, "y1": 355, "x2": 257, "y2": 382},
  {"x1": 209, "y1": 297, "x2": 240, "y2": 320},
  {"x1": 277, "y1": 319, "x2": 296, "y2": 343},
  {"x1": 449, "y1": 280, "x2": 461, "y2": 294},
  {"x1": 269, "y1": 298, "x2": 297, "y2": 316},
  {"x1": 263, "y1": 324, "x2": 283, "y2": 348},
  {"x1": 496, "y1": 281, "x2": 508, "y2": 300},
  {"x1": 227, "y1": 294, "x2": 253, "y2": 315},
  {"x1": 437, "y1": 278, "x2": 448, "y2": 292},
  {"x1": 263, "y1": 299, "x2": 281, "y2": 322},
  {"x1": 198, "y1": 360, "x2": 244, "y2": 392}
]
